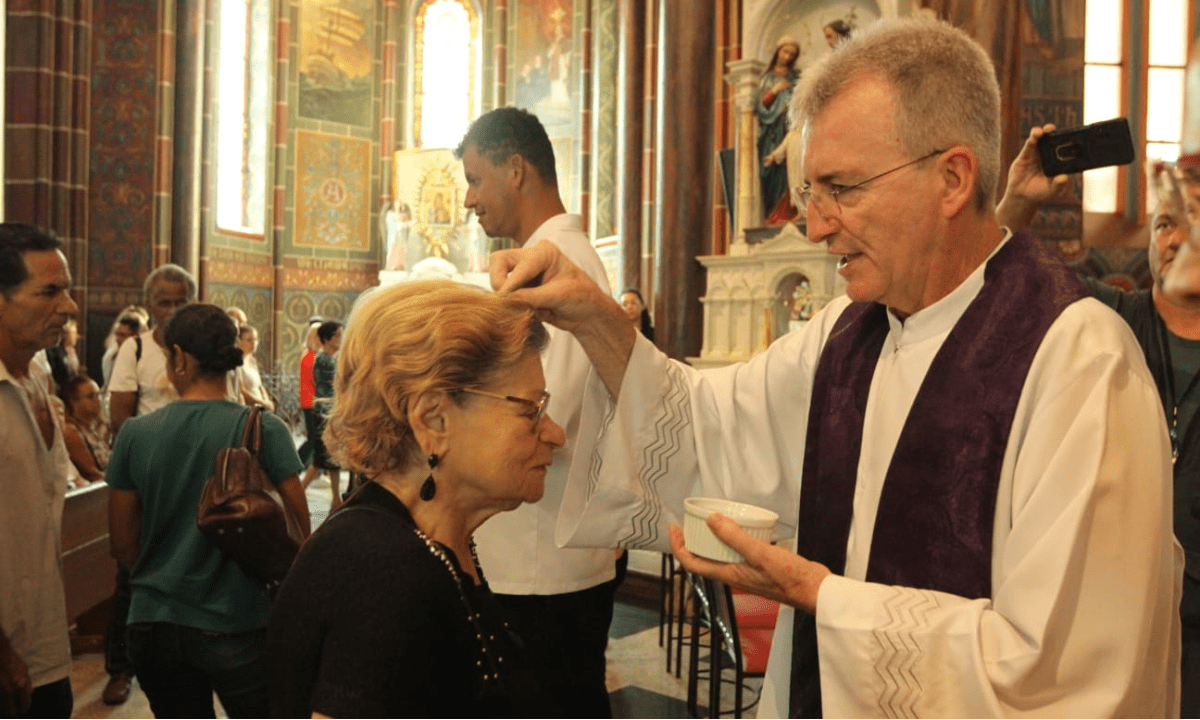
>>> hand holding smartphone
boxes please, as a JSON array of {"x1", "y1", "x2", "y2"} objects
[{"x1": 1036, "y1": 118, "x2": 1135, "y2": 176}]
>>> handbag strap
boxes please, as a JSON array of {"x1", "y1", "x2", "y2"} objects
[{"x1": 239, "y1": 405, "x2": 263, "y2": 456}]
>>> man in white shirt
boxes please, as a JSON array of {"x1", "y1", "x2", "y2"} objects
[
  {"x1": 455, "y1": 107, "x2": 620, "y2": 716},
  {"x1": 492, "y1": 17, "x2": 1182, "y2": 717},
  {"x1": 103, "y1": 262, "x2": 195, "y2": 705},
  {"x1": 0, "y1": 223, "x2": 79, "y2": 717}
]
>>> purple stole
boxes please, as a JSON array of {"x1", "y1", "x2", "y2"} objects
[{"x1": 787, "y1": 230, "x2": 1087, "y2": 717}]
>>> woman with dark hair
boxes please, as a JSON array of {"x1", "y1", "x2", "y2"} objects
[
  {"x1": 268, "y1": 280, "x2": 566, "y2": 717},
  {"x1": 61, "y1": 374, "x2": 110, "y2": 485},
  {"x1": 106, "y1": 303, "x2": 310, "y2": 718},
  {"x1": 619, "y1": 288, "x2": 655, "y2": 341}
]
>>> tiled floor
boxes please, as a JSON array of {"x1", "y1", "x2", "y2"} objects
[{"x1": 65, "y1": 476, "x2": 763, "y2": 718}]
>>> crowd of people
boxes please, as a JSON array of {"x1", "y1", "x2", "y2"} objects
[{"x1": 1, "y1": 14, "x2": 1198, "y2": 720}]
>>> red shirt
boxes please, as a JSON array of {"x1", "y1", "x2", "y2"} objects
[{"x1": 299, "y1": 350, "x2": 316, "y2": 409}]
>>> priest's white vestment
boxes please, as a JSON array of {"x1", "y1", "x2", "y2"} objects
[{"x1": 557, "y1": 237, "x2": 1183, "y2": 717}]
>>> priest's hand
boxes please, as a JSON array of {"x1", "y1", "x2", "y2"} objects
[
  {"x1": 669, "y1": 513, "x2": 831, "y2": 615},
  {"x1": 491, "y1": 242, "x2": 610, "y2": 334},
  {"x1": 490, "y1": 242, "x2": 637, "y2": 399}
]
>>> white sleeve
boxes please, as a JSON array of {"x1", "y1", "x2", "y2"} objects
[
  {"x1": 556, "y1": 296, "x2": 853, "y2": 552},
  {"x1": 813, "y1": 301, "x2": 1182, "y2": 717},
  {"x1": 107, "y1": 338, "x2": 140, "y2": 394}
]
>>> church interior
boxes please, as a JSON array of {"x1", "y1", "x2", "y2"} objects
[{"x1": 4, "y1": 0, "x2": 1198, "y2": 716}]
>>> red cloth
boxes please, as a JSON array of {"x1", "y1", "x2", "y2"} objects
[{"x1": 299, "y1": 350, "x2": 316, "y2": 409}]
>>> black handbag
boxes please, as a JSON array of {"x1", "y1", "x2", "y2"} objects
[{"x1": 196, "y1": 405, "x2": 303, "y2": 590}]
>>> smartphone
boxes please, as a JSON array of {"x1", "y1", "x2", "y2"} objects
[{"x1": 1037, "y1": 118, "x2": 1135, "y2": 176}]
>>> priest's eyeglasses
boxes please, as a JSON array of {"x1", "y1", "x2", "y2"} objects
[
  {"x1": 458, "y1": 388, "x2": 551, "y2": 429},
  {"x1": 797, "y1": 149, "x2": 945, "y2": 219}
]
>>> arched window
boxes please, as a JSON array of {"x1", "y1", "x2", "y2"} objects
[
  {"x1": 214, "y1": 0, "x2": 270, "y2": 235},
  {"x1": 413, "y1": 0, "x2": 480, "y2": 148}
]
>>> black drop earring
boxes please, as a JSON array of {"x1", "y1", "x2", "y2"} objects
[{"x1": 420, "y1": 453, "x2": 439, "y2": 501}]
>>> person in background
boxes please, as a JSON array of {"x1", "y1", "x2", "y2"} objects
[
  {"x1": 61, "y1": 374, "x2": 111, "y2": 486},
  {"x1": 312, "y1": 320, "x2": 344, "y2": 511},
  {"x1": 823, "y1": 18, "x2": 853, "y2": 48},
  {"x1": 225, "y1": 306, "x2": 248, "y2": 328},
  {"x1": 103, "y1": 262, "x2": 196, "y2": 706},
  {"x1": 102, "y1": 314, "x2": 143, "y2": 388},
  {"x1": 107, "y1": 303, "x2": 309, "y2": 718},
  {"x1": 455, "y1": 106, "x2": 621, "y2": 716},
  {"x1": 236, "y1": 325, "x2": 274, "y2": 411},
  {"x1": 490, "y1": 17, "x2": 1180, "y2": 716},
  {"x1": 267, "y1": 280, "x2": 564, "y2": 717},
  {"x1": 109, "y1": 264, "x2": 195, "y2": 437},
  {"x1": 0, "y1": 222, "x2": 79, "y2": 718},
  {"x1": 298, "y1": 318, "x2": 322, "y2": 489},
  {"x1": 619, "y1": 288, "x2": 655, "y2": 342},
  {"x1": 44, "y1": 318, "x2": 80, "y2": 393},
  {"x1": 997, "y1": 124, "x2": 1200, "y2": 717}
]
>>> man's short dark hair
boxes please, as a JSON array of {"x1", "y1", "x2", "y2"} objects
[
  {"x1": 318, "y1": 320, "x2": 344, "y2": 344},
  {"x1": 0, "y1": 223, "x2": 63, "y2": 298},
  {"x1": 454, "y1": 107, "x2": 558, "y2": 185}
]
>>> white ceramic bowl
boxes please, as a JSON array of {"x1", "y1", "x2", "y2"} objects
[{"x1": 683, "y1": 497, "x2": 778, "y2": 563}]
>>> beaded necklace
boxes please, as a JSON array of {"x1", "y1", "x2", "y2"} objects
[{"x1": 412, "y1": 527, "x2": 509, "y2": 691}]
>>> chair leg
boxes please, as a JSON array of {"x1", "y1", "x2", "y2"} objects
[
  {"x1": 675, "y1": 571, "x2": 688, "y2": 678},
  {"x1": 708, "y1": 616, "x2": 721, "y2": 718},
  {"x1": 686, "y1": 587, "x2": 702, "y2": 718},
  {"x1": 662, "y1": 552, "x2": 672, "y2": 648}
]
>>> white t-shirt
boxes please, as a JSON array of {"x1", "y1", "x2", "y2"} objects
[{"x1": 108, "y1": 329, "x2": 178, "y2": 416}]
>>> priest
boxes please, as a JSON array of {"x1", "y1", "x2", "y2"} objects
[{"x1": 491, "y1": 16, "x2": 1182, "y2": 718}]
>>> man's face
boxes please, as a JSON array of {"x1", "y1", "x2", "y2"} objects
[
  {"x1": 148, "y1": 279, "x2": 190, "y2": 328},
  {"x1": 1149, "y1": 200, "x2": 1189, "y2": 290},
  {"x1": 0, "y1": 250, "x2": 78, "y2": 355},
  {"x1": 802, "y1": 76, "x2": 941, "y2": 316},
  {"x1": 462, "y1": 144, "x2": 520, "y2": 240}
]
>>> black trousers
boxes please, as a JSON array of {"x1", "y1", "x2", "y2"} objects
[{"x1": 494, "y1": 553, "x2": 628, "y2": 718}]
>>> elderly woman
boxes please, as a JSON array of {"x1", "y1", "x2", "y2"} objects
[
  {"x1": 267, "y1": 280, "x2": 566, "y2": 717},
  {"x1": 106, "y1": 303, "x2": 310, "y2": 718}
]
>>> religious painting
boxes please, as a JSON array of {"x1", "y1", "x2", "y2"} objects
[
  {"x1": 513, "y1": 0, "x2": 580, "y2": 207},
  {"x1": 294, "y1": 130, "x2": 372, "y2": 250},
  {"x1": 298, "y1": 0, "x2": 375, "y2": 127},
  {"x1": 513, "y1": 0, "x2": 574, "y2": 130},
  {"x1": 392, "y1": 148, "x2": 487, "y2": 273},
  {"x1": 746, "y1": 0, "x2": 883, "y2": 224}
]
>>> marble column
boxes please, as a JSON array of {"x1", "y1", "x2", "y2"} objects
[
  {"x1": 653, "y1": 0, "x2": 714, "y2": 360},
  {"x1": 617, "y1": 0, "x2": 645, "y2": 291},
  {"x1": 724, "y1": 59, "x2": 763, "y2": 254}
]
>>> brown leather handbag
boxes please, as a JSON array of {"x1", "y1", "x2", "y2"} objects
[{"x1": 196, "y1": 405, "x2": 303, "y2": 590}]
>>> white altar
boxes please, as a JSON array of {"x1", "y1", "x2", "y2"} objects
[{"x1": 688, "y1": 223, "x2": 843, "y2": 369}]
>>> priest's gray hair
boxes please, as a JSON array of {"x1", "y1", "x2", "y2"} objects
[{"x1": 790, "y1": 17, "x2": 1001, "y2": 211}]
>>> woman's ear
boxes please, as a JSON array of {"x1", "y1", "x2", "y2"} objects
[
  {"x1": 170, "y1": 344, "x2": 188, "y2": 376},
  {"x1": 408, "y1": 391, "x2": 450, "y2": 456}
]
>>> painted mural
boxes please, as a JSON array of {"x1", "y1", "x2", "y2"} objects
[
  {"x1": 294, "y1": 130, "x2": 373, "y2": 250},
  {"x1": 298, "y1": 0, "x2": 375, "y2": 127},
  {"x1": 512, "y1": 0, "x2": 579, "y2": 208},
  {"x1": 391, "y1": 148, "x2": 489, "y2": 273}
]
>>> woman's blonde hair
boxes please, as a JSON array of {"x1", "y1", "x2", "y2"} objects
[{"x1": 325, "y1": 280, "x2": 548, "y2": 477}]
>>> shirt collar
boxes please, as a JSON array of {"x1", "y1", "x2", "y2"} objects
[
  {"x1": 524, "y1": 213, "x2": 582, "y2": 248},
  {"x1": 885, "y1": 228, "x2": 1014, "y2": 348}
]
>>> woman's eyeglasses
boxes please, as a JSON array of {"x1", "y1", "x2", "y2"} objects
[{"x1": 458, "y1": 388, "x2": 551, "y2": 429}]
